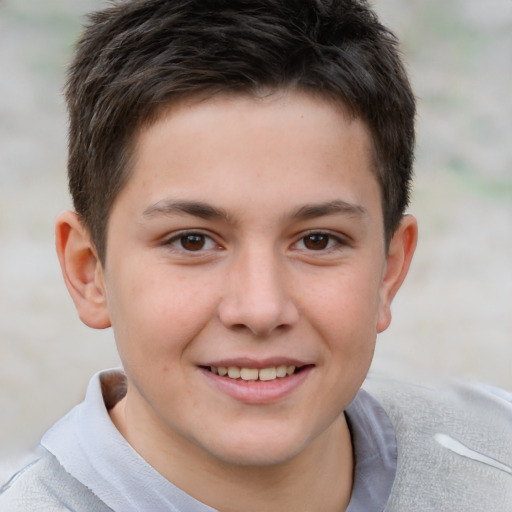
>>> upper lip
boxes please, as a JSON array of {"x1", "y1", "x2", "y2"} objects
[{"x1": 202, "y1": 357, "x2": 311, "y2": 369}]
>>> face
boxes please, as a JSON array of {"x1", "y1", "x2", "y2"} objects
[{"x1": 98, "y1": 91, "x2": 403, "y2": 469}]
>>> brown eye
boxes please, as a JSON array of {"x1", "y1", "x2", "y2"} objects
[
  {"x1": 166, "y1": 232, "x2": 218, "y2": 253},
  {"x1": 180, "y1": 234, "x2": 206, "y2": 251},
  {"x1": 302, "y1": 234, "x2": 330, "y2": 250}
]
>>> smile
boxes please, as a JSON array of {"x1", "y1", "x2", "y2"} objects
[
  {"x1": 209, "y1": 365, "x2": 297, "y2": 381},
  {"x1": 200, "y1": 363, "x2": 313, "y2": 404}
]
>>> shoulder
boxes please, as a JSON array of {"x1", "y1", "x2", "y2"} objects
[
  {"x1": 364, "y1": 375, "x2": 512, "y2": 435},
  {"x1": 0, "y1": 448, "x2": 112, "y2": 512},
  {"x1": 365, "y1": 374, "x2": 512, "y2": 415},
  {"x1": 363, "y1": 376, "x2": 512, "y2": 512}
]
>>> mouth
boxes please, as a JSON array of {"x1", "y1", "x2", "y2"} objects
[
  {"x1": 199, "y1": 362, "x2": 314, "y2": 403},
  {"x1": 201, "y1": 364, "x2": 311, "y2": 382}
]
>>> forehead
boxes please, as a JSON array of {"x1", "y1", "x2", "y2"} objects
[
  {"x1": 116, "y1": 90, "x2": 381, "y2": 223},
  {"x1": 137, "y1": 89, "x2": 376, "y2": 164}
]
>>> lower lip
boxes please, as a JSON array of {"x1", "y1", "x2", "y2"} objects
[{"x1": 199, "y1": 367, "x2": 313, "y2": 405}]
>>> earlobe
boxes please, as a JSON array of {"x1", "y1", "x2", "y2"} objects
[
  {"x1": 376, "y1": 215, "x2": 418, "y2": 333},
  {"x1": 55, "y1": 211, "x2": 111, "y2": 329}
]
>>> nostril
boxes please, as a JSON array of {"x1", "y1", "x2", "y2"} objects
[{"x1": 230, "y1": 323, "x2": 252, "y2": 333}]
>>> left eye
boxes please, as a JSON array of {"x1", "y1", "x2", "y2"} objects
[
  {"x1": 168, "y1": 233, "x2": 218, "y2": 252},
  {"x1": 295, "y1": 233, "x2": 341, "y2": 251}
]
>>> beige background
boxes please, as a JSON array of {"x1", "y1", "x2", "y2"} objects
[{"x1": 1, "y1": 0, "x2": 511, "y2": 477}]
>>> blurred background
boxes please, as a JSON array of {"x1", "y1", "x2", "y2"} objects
[{"x1": 1, "y1": 0, "x2": 511, "y2": 478}]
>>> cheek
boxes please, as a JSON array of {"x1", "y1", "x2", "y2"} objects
[
  {"x1": 300, "y1": 266, "x2": 383, "y2": 337},
  {"x1": 106, "y1": 263, "x2": 222, "y2": 362},
  {"x1": 300, "y1": 266, "x2": 381, "y2": 396}
]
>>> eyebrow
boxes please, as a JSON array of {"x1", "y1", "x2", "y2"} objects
[
  {"x1": 289, "y1": 200, "x2": 367, "y2": 221},
  {"x1": 141, "y1": 198, "x2": 367, "y2": 224},
  {"x1": 142, "y1": 200, "x2": 233, "y2": 222}
]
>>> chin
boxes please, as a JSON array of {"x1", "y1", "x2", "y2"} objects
[
  {"x1": 214, "y1": 444, "x2": 302, "y2": 468},
  {"x1": 201, "y1": 425, "x2": 311, "y2": 468}
]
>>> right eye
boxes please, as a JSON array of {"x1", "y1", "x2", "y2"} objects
[
  {"x1": 298, "y1": 233, "x2": 333, "y2": 251},
  {"x1": 292, "y1": 231, "x2": 347, "y2": 252},
  {"x1": 165, "y1": 232, "x2": 218, "y2": 252}
]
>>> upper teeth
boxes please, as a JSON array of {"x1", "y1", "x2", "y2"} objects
[{"x1": 211, "y1": 365, "x2": 296, "y2": 381}]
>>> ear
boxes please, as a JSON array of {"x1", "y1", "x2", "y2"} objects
[
  {"x1": 376, "y1": 214, "x2": 418, "y2": 333},
  {"x1": 55, "y1": 211, "x2": 111, "y2": 329}
]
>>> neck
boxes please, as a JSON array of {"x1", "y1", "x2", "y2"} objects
[
  {"x1": 206, "y1": 417, "x2": 354, "y2": 512},
  {"x1": 110, "y1": 398, "x2": 353, "y2": 512}
]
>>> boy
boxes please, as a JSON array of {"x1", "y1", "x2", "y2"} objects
[{"x1": 1, "y1": 0, "x2": 511, "y2": 510}]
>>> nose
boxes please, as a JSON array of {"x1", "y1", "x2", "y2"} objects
[{"x1": 218, "y1": 247, "x2": 299, "y2": 336}]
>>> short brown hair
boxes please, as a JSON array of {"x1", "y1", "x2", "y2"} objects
[{"x1": 66, "y1": 0, "x2": 415, "y2": 262}]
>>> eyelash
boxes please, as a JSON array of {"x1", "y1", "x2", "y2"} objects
[
  {"x1": 163, "y1": 231, "x2": 220, "y2": 254},
  {"x1": 161, "y1": 230, "x2": 349, "y2": 256},
  {"x1": 292, "y1": 231, "x2": 349, "y2": 253}
]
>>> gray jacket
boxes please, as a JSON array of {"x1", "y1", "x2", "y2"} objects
[
  {"x1": 367, "y1": 377, "x2": 512, "y2": 511},
  {"x1": 2, "y1": 377, "x2": 511, "y2": 511}
]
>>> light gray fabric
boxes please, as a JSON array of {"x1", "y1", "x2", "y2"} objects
[
  {"x1": 365, "y1": 376, "x2": 512, "y2": 512},
  {"x1": 2, "y1": 371, "x2": 511, "y2": 511},
  {"x1": 0, "y1": 448, "x2": 112, "y2": 512},
  {"x1": 345, "y1": 389, "x2": 397, "y2": 512},
  {"x1": 0, "y1": 370, "x2": 395, "y2": 511}
]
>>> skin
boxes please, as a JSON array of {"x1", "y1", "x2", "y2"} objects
[{"x1": 56, "y1": 91, "x2": 417, "y2": 511}]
